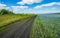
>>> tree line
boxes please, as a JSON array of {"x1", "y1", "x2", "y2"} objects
[{"x1": 0, "y1": 9, "x2": 14, "y2": 15}]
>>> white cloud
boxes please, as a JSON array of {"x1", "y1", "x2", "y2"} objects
[
  {"x1": 56, "y1": 2, "x2": 60, "y2": 5},
  {"x1": 35, "y1": 2, "x2": 60, "y2": 9},
  {"x1": 0, "y1": 3, "x2": 11, "y2": 10},
  {"x1": 11, "y1": 2, "x2": 60, "y2": 14},
  {"x1": 17, "y1": 0, "x2": 42, "y2": 5},
  {"x1": 0, "y1": 3, "x2": 6, "y2": 7},
  {"x1": 11, "y1": 6, "x2": 29, "y2": 13},
  {"x1": 0, "y1": 3, "x2": 7, "y2": 9},
  {"x1": 51, "y1": 7, "x2": 56, "y2": 10},
  {"x1": 11, "y1": 6, "x2": 28, "y2": 9}
]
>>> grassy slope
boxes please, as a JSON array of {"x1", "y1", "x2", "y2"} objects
[
  {"x1": 0, "y1": 14, "x2": 35, "y2": 27},
  {"x1": 30, "y1": 16, "x2": 60, "y2": 38}
]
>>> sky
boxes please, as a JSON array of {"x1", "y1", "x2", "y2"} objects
[{"x1": 0, "y1": 0, "x2": 60, "y2": 14}]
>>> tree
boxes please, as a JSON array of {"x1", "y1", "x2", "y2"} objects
[{"x1": 0, "y1": 9, "x2": 14, "y2": 15}]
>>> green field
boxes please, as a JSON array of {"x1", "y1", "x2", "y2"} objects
[{"x1": 30, "y1": 14, "x2": 60, "y2": 38}]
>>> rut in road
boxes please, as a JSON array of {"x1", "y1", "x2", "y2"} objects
[{"x1": 0, "y1": 16, "x2": 36, "y2": 38}]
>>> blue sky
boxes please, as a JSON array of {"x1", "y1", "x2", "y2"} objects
[{"x1": 0, "y1": 0, "x2": 60, "y2": 14}]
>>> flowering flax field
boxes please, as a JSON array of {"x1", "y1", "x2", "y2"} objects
[{"x1": 30, "y1": 14, "x2": 60, "y2": 38}]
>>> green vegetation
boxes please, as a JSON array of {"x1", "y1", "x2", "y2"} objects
[
  {"x1": 30, "y1": 16, "x2": 60, "y2": 38},
  {"x1": 0, "y1": 9, "x2": 35, "y2": 31}
]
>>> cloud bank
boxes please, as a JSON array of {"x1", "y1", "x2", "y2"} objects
[
  {"x1": 0, "y1": 2, "x2": 60, "y2": 14},
  {"x1": 35, "y1": 2, "x2": 60, "y2": 9}
]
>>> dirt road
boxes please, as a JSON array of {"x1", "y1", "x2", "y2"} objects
[{"x1": 0, "y1": 16, "x2": 36, "y2": 38}]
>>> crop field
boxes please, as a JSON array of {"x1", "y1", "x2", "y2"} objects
[{"x1": 30, "y1": 14, "x2": 60, "y2": 38}]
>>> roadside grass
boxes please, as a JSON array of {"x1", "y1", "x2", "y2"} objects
[
  {"x1": 30, "y1": 16, "x2": 60, "y2": 38},
  {"x1": 0, "y1": 14, "x2": 34, "y2": 27},
  {"x1": 0, "y1": 14, "x2": 35, "y2": 31}
]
